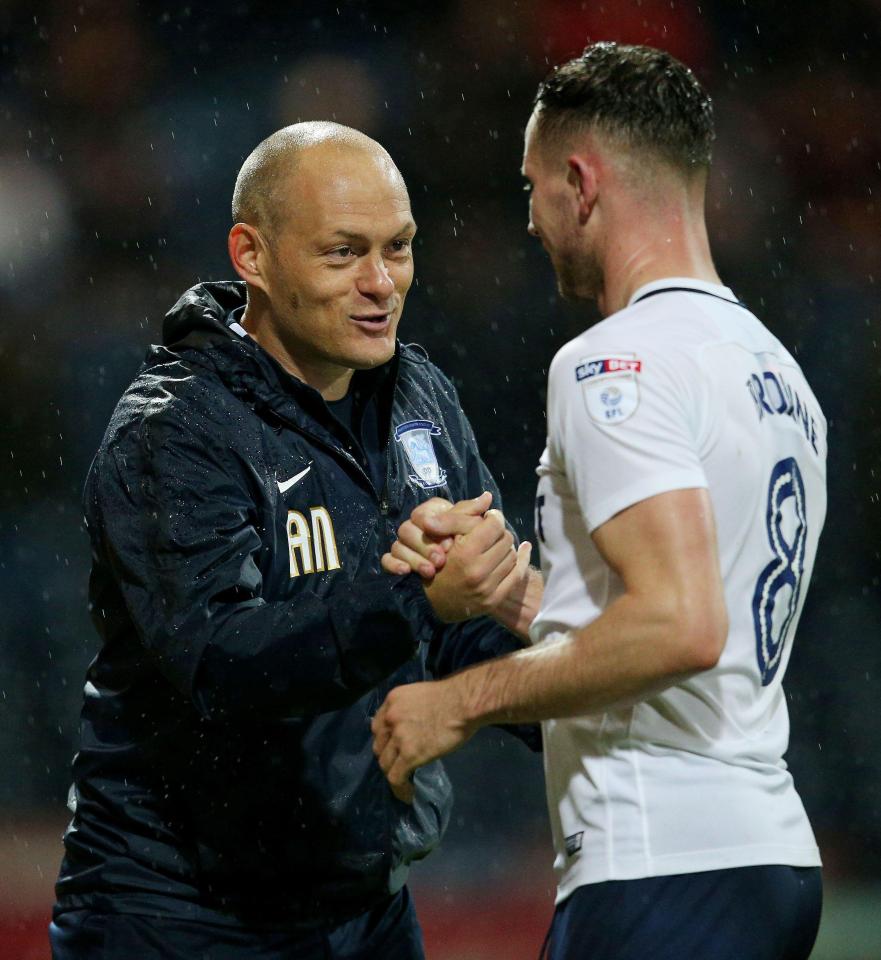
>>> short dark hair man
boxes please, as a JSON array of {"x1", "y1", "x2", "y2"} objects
[
  {"x1": 50, "y1": 121, "x2": 537, "y2": 960},
  {"x1": 374, "y1": 44, "x2": 825, "y2": 959}
]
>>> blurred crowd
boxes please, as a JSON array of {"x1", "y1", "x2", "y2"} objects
[{"x1": 1, "y1": 0, "x2": 880, "y2": 888}]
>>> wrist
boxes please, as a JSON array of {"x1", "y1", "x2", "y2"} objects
[
  {"x1": 490, "y1": 567, "x2": 542, "y2": 642},
  {"x1": 454, "y1": 661, "x2": 500, "y2": 732},
  {"x1": 491, "y1": 598, "x2": 531, "y2": 642}
]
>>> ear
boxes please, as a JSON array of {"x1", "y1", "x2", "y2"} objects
[
  {"x1": 228, "y1": 223, "x2": 271, "y2": 294},
  {"x1": 567, "y1": 154, "x2": 598, "y2": 224}
]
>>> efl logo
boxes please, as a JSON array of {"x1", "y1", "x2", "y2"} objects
[
  {"x1": 575, "y1": 357, "x2": 642, "y2": 382},
  {"x1": 578, "y1": 353, "x2": 642, "y2": 425}
]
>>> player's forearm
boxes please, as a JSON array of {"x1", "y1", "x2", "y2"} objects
[
  {"x1": 490, "y1": 567, "x2": 544, "y2": 642},
  {"x1": 456, "y1": 591, "x2": 721, "y2": 726}
]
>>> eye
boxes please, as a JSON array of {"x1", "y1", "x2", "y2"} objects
[
  {"x1": 387, "y1": 238, "x2": 412, "y2": 255},
  {"x1": 329, "y1": 246, "x2": 355, "y2": 259}
]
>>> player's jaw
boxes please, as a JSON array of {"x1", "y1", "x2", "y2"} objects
[
  {"x1": 533, "y1": 224, "x2": 602, "y2": 304},
  {"x1": 556, "y1": 247, "x2": 603, "y2": 304}
]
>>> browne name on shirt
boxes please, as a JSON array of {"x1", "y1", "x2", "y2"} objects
[{"x1": 746, "y1": 370, "x2": 819, "y2": 455}]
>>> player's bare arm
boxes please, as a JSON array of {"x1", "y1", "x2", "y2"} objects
[{"x1": 372, "y1": 486, "x2": 728, "y2": 800}]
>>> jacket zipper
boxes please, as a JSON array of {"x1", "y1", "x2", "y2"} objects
[
  {"x1": 378, "y1": 364, "x2": 402, "y2": 517},
  {"x1": 267, "y1": 409, "x2": 388, "y2": 510},
  {"x1": 261, "y1": 359, "x2": 400, "y2": 516},
  {"x1": 379, "y1": 461, "x2": 391, "y2": 516}
]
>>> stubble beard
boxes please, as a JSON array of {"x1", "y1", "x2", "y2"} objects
[{"x1": 555, "y1": 245, "x2": 603, "y2": 305}]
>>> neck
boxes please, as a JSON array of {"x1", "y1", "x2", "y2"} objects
[
  {"x1": 242, "y1": 298, "x2": 354, "y2": 401},
  {"x1": 596, "y1": 191, "x2": 721, "y2": 317}
]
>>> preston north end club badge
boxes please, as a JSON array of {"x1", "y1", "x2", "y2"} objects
[{"x1": 394, "y1": 420, "x2": 448, "y2": 489}]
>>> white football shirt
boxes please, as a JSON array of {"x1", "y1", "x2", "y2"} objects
[{"x1": 530, "y1": 278, "x2": 825, "y2": 902}]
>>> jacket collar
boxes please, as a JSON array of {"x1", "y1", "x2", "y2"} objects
[{"x1": 154, "y1": 281, "x2": 400, "y2": 447}]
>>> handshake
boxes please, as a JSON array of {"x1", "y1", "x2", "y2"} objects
[
  {"x1": 381, "y1": 490, "x2": 533, "y2": 629},
  {"x1": 372, "y1": 492, "x2": 540, "y2": 804}
]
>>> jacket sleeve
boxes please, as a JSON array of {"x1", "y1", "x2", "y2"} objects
[
  {"x1": 425, "y1": 378, "x2": 542, "y2": 751},
  {"x1": 89, "y1": 405, "x2": 431, "y2": 724}
]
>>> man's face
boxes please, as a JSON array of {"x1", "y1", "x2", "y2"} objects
[
  {"x1": 522, "y1": 111, "x2": 601, "y2": 302},
  {"x1": 261, "y1": 149, "x2": 416, "y2": 376}
]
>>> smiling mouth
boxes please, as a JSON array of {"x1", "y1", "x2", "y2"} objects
[{"x1": 350, "y1": 313, "x2": 392, "y2": 328}]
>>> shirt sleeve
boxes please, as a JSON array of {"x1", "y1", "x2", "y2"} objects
[{"x1": 549, "y1": 341, "x2": 709, "y2": 533}]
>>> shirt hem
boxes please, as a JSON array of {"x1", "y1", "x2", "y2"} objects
[{"x1": 555, "y1": 843, "x2": 822, "y2": 904}]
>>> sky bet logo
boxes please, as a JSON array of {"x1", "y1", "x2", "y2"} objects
[
  {"x1": 576, "y1": 357, "x2": 642, "y2": 382},
  {"x1": 579, "y1": 354, "x2": 642, "y2": 425}
]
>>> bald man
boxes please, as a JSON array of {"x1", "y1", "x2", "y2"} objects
[{"x1": 50, "y1": 122, "x2": 538, "y2": 960}]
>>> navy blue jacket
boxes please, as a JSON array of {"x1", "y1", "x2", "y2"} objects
[{"x1": 55, "y1": 281, "x2": 537, "y2": 928}]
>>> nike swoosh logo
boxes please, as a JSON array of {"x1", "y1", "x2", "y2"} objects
[{"x1": 276, "y1": 464, "x2": 312, "y2": 494}]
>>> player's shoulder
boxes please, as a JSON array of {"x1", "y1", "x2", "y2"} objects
[
  {"x1": 133, "y1": 354, "x2": 231, "y2": 422},
  {"x1": 550, "y1": 281, "x2": 767, "y2": 385},
  {"x1": 548, "y1": 309, "x2": 687, "y2": 390},
  {"x1": 615, "y1": 283, "x2": 748, "y2": 348},
  {"x1": 619, "y1": 282, "x2": 809, "y2": 381}
]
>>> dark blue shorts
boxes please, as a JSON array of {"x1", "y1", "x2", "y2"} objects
[
  {"x1": 543, "y1": 865, "x2": 822, "y2": 960},
  {"x1": 49, "y1": 887, "x2": 424, "y2": 960}
]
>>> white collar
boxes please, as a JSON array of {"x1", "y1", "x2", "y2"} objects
[{"x1": 627, "y1": 277, "x2": 738, "y2": 307}]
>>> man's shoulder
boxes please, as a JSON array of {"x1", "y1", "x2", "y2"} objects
[
  {"x1": 86, "y1": 360, "x2": 254, "y2": 516},
  {"x1": 617, "y1": 285, "x2": 769, "y2": 354},
  {"x1": 548, "y1": 322, "x2": 714, "y2": 416},
  {"x1": 548, "y1": 318, "x2": 657, "y2": 385},
  {"x1": 397, "y1": 341, "x2": 459, "y2": 396},
  {"x1": 550, "y1": 297, "x2": 730, "y2": 382},
  {"x1": 101, "y1": 350, "x2": 247, "y2": 457}
]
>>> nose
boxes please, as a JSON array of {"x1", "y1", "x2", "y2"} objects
[
  {"x1": 527, "y1": 219, "x2": 539, "y2": 238},
  {"x1": 357, "y1": 257, "x2": 395, "y2": 301}
]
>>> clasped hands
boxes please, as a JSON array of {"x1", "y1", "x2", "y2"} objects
[
  {"x1": 371, "y1": 492, "x2": 532, "y2": 802},
  {"x1": 382, "y1": 490, "x2": 532, "y2": 621}
]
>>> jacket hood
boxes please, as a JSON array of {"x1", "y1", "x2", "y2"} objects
[
  {"x1": 155, "y1": 280, "x2": 300, "y2": 418},
  {"x1": 162, "y1": 280, "x2": 247, "y2": 346}
]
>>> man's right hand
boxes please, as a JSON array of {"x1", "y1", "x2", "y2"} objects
[
  {"x1": 422, "y1": 512, "x2": 532, "y2": 622},
  {"x1": 381, "y1": 491, "x2": 493, "y2": 579},
  {"x1": 382, "y1": 493, "x2": 532, "y2": 623}
]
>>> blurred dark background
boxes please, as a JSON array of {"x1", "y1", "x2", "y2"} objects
[{"x1": 1, "y1": 1, "x2": 879, "y2": 957}]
